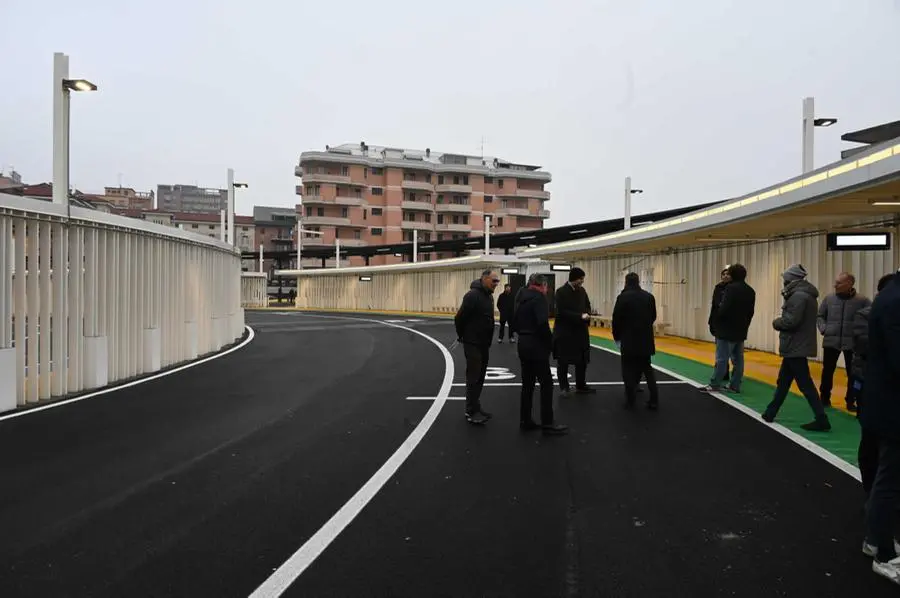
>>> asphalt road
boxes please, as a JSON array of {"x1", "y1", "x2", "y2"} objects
[{"x1": 0, "y1": 310, "x2": 893, "y2": 597}]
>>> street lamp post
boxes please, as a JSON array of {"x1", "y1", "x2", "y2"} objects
[
  {"x1": 624, "y1": 176, "x2": 643, "y2": 230},
  {"x1": 225, "y1": 170, "x2": 248, "y2": 245},
  {"x1": 801, "y1": 96, "x2": 838, "y2": 173},
  {"x1": 52, "y1": 52, "x2": 97, "y2": 214}
]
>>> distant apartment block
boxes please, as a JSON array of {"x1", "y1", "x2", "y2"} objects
[
  {"x1": 253, "y1": 206, "x2": 298, "y2": 273},
  {"x1": 100, "y1": 186, "x2": 154, "y2": 210},
  {"x1": 117, "y1": 209, "x2": 255, "y2": 251},
  {"x1": 295, "y1": 142, "x2": 551, "y2": 266},
  {"x1": 157, "y1": 184, "x2": 228, "y2": 214}
]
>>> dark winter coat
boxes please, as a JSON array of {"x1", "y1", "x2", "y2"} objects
[
  {"x1": 612, "y1": 283, "x2": 657, "y2": 357},
  {"x1": 772, "y1": 279, "x2": 820, "y2": 358},
  {"x1": 497, "y1": 291, "x2": 515, "y2": 320},
  {"x1": 861, "y1": 276, "x2": 900, "y2": 443},
  {"x1": 817, "y1": 291, "x2": 872, "y2": 351},
  {"x1": 511, "y1": 287, "x2": 553, "y2": 361},
  {"x1": 713, "y1": 280, "x2": 756, "y2": 342},
  {"x1": 552, "y1": 283, "x2": 592, "y2": 364},
  {"x1": 851, "y1": 306, "x2": 871, "y2": 381},
  {"x1": 708, "y1": 281, "x2": 729, "y2": 337},
  {"x1": 454, "y1": 280, "x2": 495, "y2": 347}
]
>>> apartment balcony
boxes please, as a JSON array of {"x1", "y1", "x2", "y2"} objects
[
  {"x1": 538, "y1": 209, "x2": 551, "y2": 219},
  {"x1": 497, "y1": 206, "x2": 531, "y2": 217},
  {"x1": 497, "y1": 189, "x2": 550, "y2": 200},
  {"x1": 436, "y1": 223, "x2": 471, "y2": 233},
  {"x1": 401, "y1": 221, "x2": 434, "y2": 232},
  {"x1": 336, "y1": 238, "x2": 368, "y2": 247},
  {"x1": 401, "y1": 180, "x2": 434, "y2": 192},
  {"x1": 299, "y1": 237, "x2": 330, "y2": 247},
  {"x1": 301, "y1": 173, "x2": 365, "y2": 186},
  {"x1": 301, "y1": 195, "x2": 365, "y2": 207},
  {"x1": 435, "y1": 184, "x2": 472, "y2": 194},
  {"x1": 303, "y1": 215, "x2": 365, "y2": 228},
  {"x1": 435, "y1": 203, "x2": 472, "y2": 213},
  {"x1": 402, "y1": 200, "x2": 434, "y2": 211}
]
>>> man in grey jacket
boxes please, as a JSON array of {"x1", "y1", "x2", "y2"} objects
[
  {"x1": 762, "y1": 264, "x2": 831, "y2": 431},
  {"x1": 817, "y1": 272, "x2": 871, "y2": 410}
]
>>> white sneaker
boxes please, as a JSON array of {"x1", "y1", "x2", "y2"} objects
[
  {"x1": 863, "y1": 539, "x2": 900, "y2": 557},
  {"x1": 873, "y1": 555, "x2": 900, "y2": 585}
]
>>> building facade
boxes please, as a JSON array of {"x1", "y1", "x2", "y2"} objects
[
  {"x1": 157, "y1": 184, "x2": 228, "y2": 214},
  {"x1": 296, "y1": 142, "x2": 551, "y2": 266},
  {"x1": 115, "y1": 209, "x2": 255, "y2": 251},
  {"x1": 253, "y1": 206, "x2": 298, "y2": 274},
  {"x1": 100, "y1": 186, "x2": 154, "y2": 210}
]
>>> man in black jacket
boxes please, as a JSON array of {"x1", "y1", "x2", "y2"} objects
[
  {"x1": 612, "y1": 272, "x2": 660, "y2": 409},
  {"x1": 703, "y1": 263, "x2": 755, "y2": 393},
  {"x1": 455, "y1": 269, "x2": 500, "y2": 425},
  {"x1": 511, "y1": 274, "x2": 568, "y2": 435},
  {"x1": 861, "y1": 271, "x2": 900, "y2": 581},
  {"x1": 708, "y1": 266, "x2": 732, "y2": 382},
  {"x1": 497, "y1": 284, "x2": 516, "y2": 343},
  {"x1": 553, "y1": 267, "x2": 596, "y2": 395}
]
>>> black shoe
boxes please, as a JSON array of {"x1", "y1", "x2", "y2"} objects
[
  {"x1": 479, "y1": 409, "x2": 493, "y2": 419},
  {"x1": 465, "y1": 411, "x2": 488, "y2": 425},
  {"x1": 520, "y1": 420, "x2": 540, "y2": 431},
  {"x1": 542, "y1": 423, "x2": 569, "y2": 435},
  {"x1": 761, "y1": 412, "x2": 775, "y2": 423},
  {"x1": 801, "y1": 419, "x2": 831, "y2": 432},
  {"x1": 574, "y1": 387, "x2": 596, "y2": 395},
  {"x1": 559, "y1": 387, "x2": 572, "y2": 396}
]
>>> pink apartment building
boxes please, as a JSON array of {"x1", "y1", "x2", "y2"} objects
[{"x1": 295, "y1": 142, "x2": 551, "y2": 266}]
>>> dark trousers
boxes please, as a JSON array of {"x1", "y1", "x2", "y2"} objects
[
  {"x1": 820, "y1": 347, "x2": 854, "y2": 404},
  {"x1": 557, "y1": 360, "x2": 586, "y2": 390},
  {"x1": 622, "y1": 354, "x2": 659, "y2": 405},
  {"x1": 764, "y1": 357, "x2": 827, "y2": 421},
  {"x1": 866, "y1": 441, "x2": 900, "y2": 561},
  {"x1": 498, "y1": 319, "x2": 515, "y2": 340},
  {"x1": 463, "y1": 343, "x2": 489, "y2": 415},
  {"x1": 857, "y1": 386, "x2": 880, "y2": 495},
  {"x1": 520, "y1": 358, "x2": 554, "y2": 425}
]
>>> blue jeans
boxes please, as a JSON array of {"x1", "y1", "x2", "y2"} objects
[{"x1": 710, "y1": 339, "x2": 744, "y2": 391}]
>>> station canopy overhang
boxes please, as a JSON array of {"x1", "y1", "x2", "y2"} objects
[
  {"x1": 279, "y1": 254, "x2": 539, "y2": 278},
  {"x1": 520, "y1": 139, "x2": 900, "y2": 260}
]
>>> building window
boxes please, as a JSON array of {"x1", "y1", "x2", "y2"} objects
[
  {"x1": 498, "y1": 217, "x2": 504, "y2": 227},
  {"x1": 452, "y1": 215, "x2": 459, "y2": 224},
  {"x1": 463, "y1": 175, "x2": 469, "y2": 185},
  {"x1": 453, "y1": 175, "x2": 460, "y2": 185},
  {"x1": 438, "y1": 175, "x2": 444, "y2": 184},
  {"x1": 437, "y1": 194, "x2": 444, "y2": 204},
  {"x1": 341, "y1": 207, "x2": 348, "y2": 218},
  {"x1": 364, "y1": 168, "x2": 368, "y2": 179},
  {"x1": 424, "y1": 213, "x2": 431, "y2": 223},
  {"x1": 341, "y1": 166, "x2": 349, "y2": 176},
  {"x1": 354, "y1": 230, "x2": 361, "y2": 239},
  {"x1": 363, "y1": 209, "x2": 367, "y2": 220},
  {"x1": 372, "y1": 167, "x2": 383, "y2": 175},
  {"x1": 437, "y1": 214, "x2": 444, "y2": 224},
  {"x1": 485, "y1": 195, "x2": 493, "y2": 203},
  {"x1": 485, "y1": 177, "x2": 494, "y2": 184},
  {"x1": 371, "y1": 187, "x2": 383, "y2": 196},
  {"x1": 306, "y1": 206, "x2": 313, "y2": 217},
  {"x1": 463, "y1": 215, "x2": 469, "y2": 225},
  {"x1": 498, "y1": 179, "x2": 504, "y2": 188},
  {"x1": 403, "y1": 211, "x2": 415, "y2": 221},
  {"x1": 372, "y1": 227, "x2": 383, "y2": 235},
  {"x1": 317, "y1": 207, "x2": 324, "y2": 217},
  {"x1": 192, "y1": 224, "x2": 199, "y2": 229},
  {"x1": 372, "y1": 207, "x2": 383, "y2": 216}
]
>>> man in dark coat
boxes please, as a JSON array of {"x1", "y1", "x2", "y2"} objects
[
  {"x1": 612, "y1": 272, "x2": 660, "y2": 409},
  {"x1": 708, "y1": 266, "x2": 732, "y2": 382},
  {"x1": 853, "y1": 273, "x2": 895, "y2": 497},
  {"x1": 496, "y1": 284, "x2": 516, "y2": 343},
  {"x1": 703, "y1": 263, "x2": 755, "y2": 393},
  {"x1": 761, "y1": 264, "x2": 830, "y2": 431},
  {"x1": 455, "y1": 269, "x2": 500, "y2": 425},
  {"x1": 511, "y1": 274, "x2": 568, "y2": 435},
  {"x1": 862, "y1": 271, "x2": 900, "y2": 580},
  {"x1": 553, "y1": 267, "x2": 596, "y2": 395}
]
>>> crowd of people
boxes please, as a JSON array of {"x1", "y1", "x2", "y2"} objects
[{"x1": 453, "y1": 263, "x2": 900, "y2": 584}]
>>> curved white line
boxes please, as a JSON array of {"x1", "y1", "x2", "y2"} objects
[
  {"x1": 0, "y1": 325, "x2": 256, "y2": 423},
  {"x1": 249, "y1": 313, "x2": 454, "y2": 598}
]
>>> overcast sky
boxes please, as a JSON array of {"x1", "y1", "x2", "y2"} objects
[{"x1": 2, "y1": 0, "x2": 899, "y2": 225}]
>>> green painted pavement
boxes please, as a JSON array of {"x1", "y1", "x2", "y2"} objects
[{"x1": 590, "y1": 334, "x2": 862, "y2": 468}]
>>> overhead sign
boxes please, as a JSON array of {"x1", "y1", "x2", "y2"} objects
[
  {"x1": 359, "y1": 275, "x2": 372, "y2": 282},
  {"x1": 550, "y1": 264, "x2": 573, "y2": 272},
  {"x1": 501, "y1": 267, "x2": 520, "y2": 275},
  {"x1": 826, "y1": 232, "x2": 891, "y2": 251}
]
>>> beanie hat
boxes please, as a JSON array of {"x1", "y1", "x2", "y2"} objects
[
  {"x1": 783, "y1": 264, "x2": 808, "y2": 283},
  {"x1": 569, "y1": 267, "x2": 586, "y2": 282}
]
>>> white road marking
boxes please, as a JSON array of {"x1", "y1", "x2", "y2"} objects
[
  {"x1": 450, "y1": 380, "x2": 691, "y2": 387},
  {"x1": 407, "y1": 396, "x2": 466, "y2": 401},
  {"x1": 589, "y1": 343, "x2": 862, "y2": 483},
  {"x1": 0, "y1": 326, "x2": 256, "y2": 423},
  {"x1": 248, "y1": 313, "x2": 454, "y2": 598}
]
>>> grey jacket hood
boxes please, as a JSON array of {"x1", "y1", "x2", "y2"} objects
[{"x1": 782, "y1": 278, "x2": 819, "y2": 301}]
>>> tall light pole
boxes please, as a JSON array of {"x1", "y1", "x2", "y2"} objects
[
  {"x1": 413, "y1": 229, "x2": 418, "y2": 263},
  {"x1": 53, "y1": 52, "x2": 97, "y2": 214},
  {"x1": 801, "y1": 96, "x2": 838, "y2": 173},
  {"x1": 226, "y1": 169, "x2": 248, "y2": 245},
  {"x1": 484, "y1": 215, "x2": 491, "y2": 255},
  {"x1": 624, "y1": 176, "x2": 643, "y2": 230}
]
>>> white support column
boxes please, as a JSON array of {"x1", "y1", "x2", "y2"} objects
[
  {"x1": 26, "y1": 221, "x2": 39, "y2": 403},
  {"x1": 39, "y1": 222, "x2": 52, "y2": 399},
  {"x1": 51, "y1": 221, "x2": 67, "y2": 397},
  {"x1": 624, "y1": 176, "x2": 632, "y2": 230},
  {"x1": 413, "y1": 229, "x2": 418, "y2": 263},
  {"x1": 220, "y1": 209, "x2": 226, "y2": 242},
  {"x1": 227, "y1": 168, "x2": 235, "y2": 246},
  {"x1": 52, "y1": 52, "x2": 70, "y2": 208},
  {"x1": 13, "y1": 218, "x2": 25, "y2": 405},
  {"x1": 0, "y1": 217, "x2": 12, "y2": 412},
  {"x1": 258, "y1": 243, "x2": 263, "y2": 273},
  {"x1": 296, "y1": 218, "x2": 302, "y2": 270},
  {"x1": 335, "y1": 239, "x2": 341, "y2": 268},
  {"x1": 82, "y1": 228, "x2": 107, "y2": 390},
  {"x1": 802, "y1": 96, "x2": 815, "y2": 174},
  {"x1": 484, "y1": 216, "x2": 491, "y2": 255}
]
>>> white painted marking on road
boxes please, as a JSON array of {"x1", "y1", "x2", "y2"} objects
[
  {"x1": 0, "y1": 326, "x2": 256, "y2": 423},
  {"x1": 248, "y1": 313, "x2": 454, "y2": 598},
  {"x1": 589, "y1": 343, "x2": 862, "y2": 483},
  {"x1": 407, "y1": 396, "x2": 466, "y2": 401},
  {"x1": 450, "y1": 380, "x2": 691, "y2": 387},
  {"x1": 384, "y1": 318, "x2": 423, "y2": 323}
]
